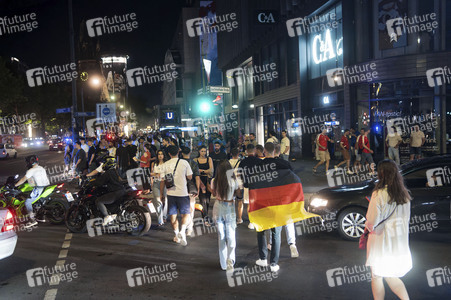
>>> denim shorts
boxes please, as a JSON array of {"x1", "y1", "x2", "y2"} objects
[
  {"x1": 410, "y1": 147, "x2": 422, "y2": 155},
  {"x1": 167, "y1": 195, "x2": 190, "y2": 215}
]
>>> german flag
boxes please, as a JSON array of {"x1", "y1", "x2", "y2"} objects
[{"x1": 248, "y1": 168, "x2": 318, "y2": 232}]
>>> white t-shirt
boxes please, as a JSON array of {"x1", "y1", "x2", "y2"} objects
[
  {"x1": 229, "y1": 158, "x2": 240, "y2": 169},
  {"x1": 153, "y1": 163, "x2": 165, "y2": 181},
  {"x1": 81, "y1": 144, "x2": 89, "y2": 154},
  {"x1": 161, "y1": 158, "x2": 193, "y2": 197},
  {"x1": 26, "y1": 165, "x2": 50, "y2": 187},
  {"x1": 280, "y1": 137, "x2": 290, "y2": 154},
  {"x1": 211, "y1": 178, "x2": 239, "y2": 201},
  {"x1": 410, "y1": 131, "x2": 425, "y2": 147}
]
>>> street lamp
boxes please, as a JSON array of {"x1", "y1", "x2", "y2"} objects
[
  {"x1": 120, "y1": 105, "x2": 124, "y2": 108},
  {"x1": 90, "y1": 77, "x2": 100, "y2": 87}
]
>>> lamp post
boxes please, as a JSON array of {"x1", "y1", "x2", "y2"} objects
[{"x1": 80, "y1": 76, "x2": 101, "y2": 136}]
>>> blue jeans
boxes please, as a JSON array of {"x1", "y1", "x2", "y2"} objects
[
  {"x1": 25, "y1": 187, "x2": 45, "y2": 217},
  {"x1": 257, "y1": 226, "x2": 282, "y2": 265},
  {"x1": 269, "y1": 223, "x2": 296, "y2": 245},
  {"x1": 388, "y1": 147, "x2": 400, "y2": 165},
  {"x1": 151, "y1": 181, "x2": 166, "y2": 224},
  {"x1": 212, "y1": 200, "x2": 236, "y2": 270}
]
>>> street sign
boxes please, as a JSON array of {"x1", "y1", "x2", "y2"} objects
[
  {"x1": 96, "y1": 103, "x2": 116, "y2": 122},
  {"x1": 56, "y1": 107, "x2": 71, "y2": 114},
  {"x1": 208, "y1": 86, "x2": 230, "y2": 94},
  {"x1": 74, "y1": 112, "x2": 95, "y2": 117}
]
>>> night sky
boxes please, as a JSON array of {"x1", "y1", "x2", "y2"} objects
[{"x1": 0, "y1": 0, "x2": 186, "y2": 118}]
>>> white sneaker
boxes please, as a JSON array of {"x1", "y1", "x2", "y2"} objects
[
  {"x1": 270, "y1": 264, "x2": 280, "y2": 272},
  {"x1": 102, "y1": 214, "x2": 117, "y2": 226},
  {"x1": 186, "y1": 228, "x2": 193, "y2": 237},
  {"x1": 347, "y1": 170, "x2": 354, "y2": 175},
  {"x1": 290, "y1": 244, "x2": 299, "y2": 258},
  {"x1": 178, "y1": 232, "x2": 187, "y2": 246},
  {"x1": 173, "y1": 235, "x2": 180, "y2": 244},
  {"x1": 248, "y1": 223, "x2": 255, "y2": 230},
  {"x1": 226, "y1": 259, "x2": 234, "y2": 272},
  {"x1": 255, "y1": 259, "x2": 268, "y2": 267}
]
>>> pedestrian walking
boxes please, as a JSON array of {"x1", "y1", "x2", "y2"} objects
[
  {"x1": 195, "y1": 145, "x2": 214, "y2": 226},
  {"x1": 386, "y1": 126, "x2": 402, "y2": 165},
  {"x1": 365, "y1": 159, "x2": 412, "y2": 300},
  {"x1": 160, "y1": 145, "x2": 193, "y2": 246},
  {"x1": 150, "y1": 150, "x2": 167, "y2": 226},
  {"x1": 409, "y1": 125, "x2": 425, "y2": 160},
  {"x1": 181, "y1": 146, "x2": 201, "y2": 237},
  {"x1": 335, "y1": 129, "x2": 353, "y2": 174},
  {"x1": 228, "y1": 148, "x2": 243, "y2": 224},
  {"x1": 360, "y1": 128, "x2": 376, "y2": 175},
  {"x1": 211, "y1": 160, "x2": 241, "y2": 271},
  {"x1": 313, "y1": 128, "x2": 334, "y2": 174}
]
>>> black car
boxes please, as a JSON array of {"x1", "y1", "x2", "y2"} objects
[{"x1": 306, "y1": 155, "x2": 451, "y2": 241}]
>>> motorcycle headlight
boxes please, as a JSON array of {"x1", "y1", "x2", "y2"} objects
[{"x1": 310, "y1": 197, "x2": 328, "y2": 208}]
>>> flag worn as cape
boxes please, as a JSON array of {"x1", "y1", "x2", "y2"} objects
[{"x1": 248, "y1": 168, "x2": 319, "y2": 232}]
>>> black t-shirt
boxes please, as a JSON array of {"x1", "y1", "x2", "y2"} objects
[
  {"x1": 127, "y1": 144, "x2": 138, "y2": 168},
  {"x1": 87, "y1": 146, "x2": 96, "y2": 165},
  {"x1": 74, "y1": 148, "x2": 87, "y2": 172},
  {"x1": 238, "y1": 155, "x2": 262, "y2": 188},
  {"x1": 93, "y1": 169, "x2": 125, "y2": 192},
  {"x1": 209, "y1": 151, "x2": 228, "y2": 176},
  {"x1": 116, "y1": 146, "x2": 130, "y2": 170}
]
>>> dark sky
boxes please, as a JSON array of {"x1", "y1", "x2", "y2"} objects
[{"x1": 0, "y1": 0, "x2": 186, "y2": 118}]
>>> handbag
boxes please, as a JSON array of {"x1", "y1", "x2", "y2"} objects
[
  {"x1": 359, "y1": 204, "x2": 397, "y2": 250},
  {"x1": 164, "y1": 159, "x2": 180, "y2": 189}
]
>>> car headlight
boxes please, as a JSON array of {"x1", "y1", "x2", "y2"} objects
[{"x1": 310, "y1": 197, "x2": 328, "y2": 208}]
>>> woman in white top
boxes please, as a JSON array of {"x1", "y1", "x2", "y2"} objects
[
  {"x1": 150, "y1": 150, "x2": 167, "y2": 226},
  {"x1": 365, "y1": 159, "x2": 412, "y2": 300},
  {"x1": 211, "y1": 160, "x2": 242, "y2": 272}
]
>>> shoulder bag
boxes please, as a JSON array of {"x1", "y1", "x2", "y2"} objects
[
  {"x1": 359, "y1": 204, "x2": 397, "y2": 250},
  {"x1": 164, "y1": 159, "x2": 180, "y2": 189}
]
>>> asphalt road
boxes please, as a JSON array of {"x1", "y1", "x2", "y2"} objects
[{"x1": 0, "y1": 148, "x2": 450, "y2": 299}]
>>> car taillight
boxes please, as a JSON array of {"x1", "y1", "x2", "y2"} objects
[{"x1": 1, "y1": 210, "x2": 14, "y2": 232}]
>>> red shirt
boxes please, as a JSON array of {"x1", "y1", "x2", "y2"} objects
[
  {"x1": 362, "y1": 136, "x2": 371, "y2": 153},
  {"x1": 340, "y1": 135, "x2": 349, "y2": 150},
  {"x1": 318, "y1": 134, "x2": 329, "y2": 151},
  {"x1": 140, "y1": 151, "x2": 151, "y2": 168}
]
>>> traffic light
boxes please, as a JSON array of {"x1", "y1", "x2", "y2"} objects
[{"x1": 200, "y1": 101, "x2": 211, "y2": 113}]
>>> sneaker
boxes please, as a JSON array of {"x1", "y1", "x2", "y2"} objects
[
  {"x1": 226, "y1": 259, "x2": 234, "y2": 272},
  {"x1": 255, "y1": 259, "x2": 268, "y2": 267},
  {"x1": 270, "y1": 264, "x2": 280, "y2": 272},
  {"x1": 186, "y1": 228, "x2": 194, "y2": 237},
  {"x1": 325, "y1": 170, "x2": 331, "y2": 175},
  {"x1": 334, "y1": 165, "x2": 338, "y2": 170},
  {"x1": 24, "y1": 219, "x2": 38, "y2": 228},
  {"x1": 290, "y1": 244, "x2": 299, "y2": 258},
  {"x1": 178, "y1": 232, "x2": 187, "y2": 246},
  {"x1": 173, "y1": 235, "x2": 181, "y2": 244},
  {"x1": 102, "y1": 214, "x2": 117, "y2": 226},
  {"x1": 312, "y1": 167, "x2": 317, "y2": 173},
  {"x1": 347, "y1": 170, "x2": 354, "y2": 175},
  {"x1": 248, "y1": 223, "x2": 255, "y2": 230},
  {"x1": 236, "y1": 219, "x2": 243, "y2": 225}
]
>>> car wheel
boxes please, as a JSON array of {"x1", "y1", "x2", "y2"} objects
[{"x1": 337, "y1": 207, "x2": 367, "y2": 241}]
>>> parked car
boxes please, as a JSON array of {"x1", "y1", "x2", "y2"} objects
[
  {"x1": 306, "y1": 155, "x2": 451, "y2": 241},
  {"x1": 0, "y1": 208, "x2": 17, "y2": 260},
  {"x1": 0, "y1": 143, "x2": 17, "y2": 159},
  {"x1": 49, "y1": 139, "x2": 65, "y2": 151}
]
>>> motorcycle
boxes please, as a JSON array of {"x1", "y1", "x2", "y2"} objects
[
  {"x1": 65, "y1": 177, "x2": 151, "y2": 236},
  {"x1": 0, "y1": 175, "x2": 71, "y2": 225}
]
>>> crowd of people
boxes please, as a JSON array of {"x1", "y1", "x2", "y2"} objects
[{"x1": 58, "y1": 128, "x2": 413, "y2": 299}]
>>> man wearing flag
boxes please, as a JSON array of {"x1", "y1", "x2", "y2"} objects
[{"x1": 246, "y1": 142, "x2": 318, "y2": 272}]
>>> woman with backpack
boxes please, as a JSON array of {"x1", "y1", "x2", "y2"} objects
[{"x1": 365, "y1": 159, "x2": 412, "y2": 300}]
